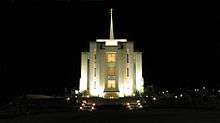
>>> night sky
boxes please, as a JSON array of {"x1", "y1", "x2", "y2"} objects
[{"x1": 2, "y1": 0, "x2": 220, "y2": 97}]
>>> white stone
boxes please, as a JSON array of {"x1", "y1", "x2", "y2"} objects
[{"x1": 79, "y1": 9, "x2": 144, "y2": 98}]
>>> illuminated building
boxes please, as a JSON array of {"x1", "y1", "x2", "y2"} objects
[{"x1": 79, "y1": 9, "x2": 144, "y2": 98}]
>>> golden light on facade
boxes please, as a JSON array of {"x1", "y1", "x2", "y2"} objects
[{"x1": 79, "y1": 8, "x2": 144, "y2": 98}]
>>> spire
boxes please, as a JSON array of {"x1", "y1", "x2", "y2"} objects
[
  {"x1": 110, "y1": 8, "x2": 114, "y2": 39},
  {"x1": 96, "y1": 8, "x2": 127, "y2": 46}
]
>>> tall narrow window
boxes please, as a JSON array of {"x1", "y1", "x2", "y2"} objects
[
  {"x1": 127, "y1": 54, "x2": 129, "y2": 63},
  {"x1": 94, "y1": 54, "x2": 96, "y2": 63},
  {"x1": 127, "y1": 68, "x2": 129, "y2": 77},
  {"x1": 94, "y1": 68, "x2": 96, "y2": 77}
]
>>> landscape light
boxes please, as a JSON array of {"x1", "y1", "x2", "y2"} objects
[
  {"x1": 152, "y1": 97, "x2": 157, "y2": 101},
  {"x1": 75, "y1": 90, "x2": 79, "y2": 94},
  {"x1": 66, "y1": 97, "x2": 70, "y2": 101},
  {"x1": 194, "y1": 89, "x2": 199, "y2": 92}
]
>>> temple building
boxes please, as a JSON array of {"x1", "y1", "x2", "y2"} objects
[{"x1": 79, "y1": 9, "x2": 144, "y2": 98}]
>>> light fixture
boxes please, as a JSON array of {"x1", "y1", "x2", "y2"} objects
[
  {"x1": 152, "y1": 97, "x2": 157, "y2": 101},
  {"x1": 66, "y1": 97, "x2": 70, "y2": 101}
]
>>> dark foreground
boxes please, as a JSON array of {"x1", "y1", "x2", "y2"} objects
[{"x1": 1, "y1": 108, "x2": 220, "y2": 123}]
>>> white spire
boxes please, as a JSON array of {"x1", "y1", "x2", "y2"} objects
[
  {"x1": 96, "y1": 8, "x2": 127, "y2": 46},
  {"x1": 110, "y1": 8, "x2": 114, "y2": 39}
]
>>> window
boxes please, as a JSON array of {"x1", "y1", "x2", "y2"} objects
[
  {"x1": 106, "y1": 52, "x2": 116, "y2": 63},
  {"x1": 94, "y1": 53, "x2": 96, "y2": 63},
  {"x1": 127, "y1": 68, "x2": 129, "y2": 77},
  {"x1": 127, "y1": 54, "x2": 129, "y2": 63},
  {"x1": 107, "y1": 80, "x2": 116, "y2": 88},
  {"x1": 94, "y1": 68, "x2": 96, "y2": 77}
]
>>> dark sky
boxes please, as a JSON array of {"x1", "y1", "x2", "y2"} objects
[{"x1": 2, "y1": 0, "x2": 220, "y2": 96}]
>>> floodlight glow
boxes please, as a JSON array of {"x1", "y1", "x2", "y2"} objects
[
  {"x1": 195, "y1": 89, "x2": 199, "y2": 92},
  {"x1": 79, "y1": 9, "x2": 145, "y2": 99},
  {"x1": 152, "y1": 97, "x2": 157, "y2": 101},
  {"x1": 75, "y1": 90, "x2": 79, "y2": 94},
  {"x1": 66, "y1": 97, "x2": 70, "y2": 101}
]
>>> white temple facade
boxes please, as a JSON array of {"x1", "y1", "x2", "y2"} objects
[{"x1": 79, "y1": 9, "x2": 144, "y2": 98}]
